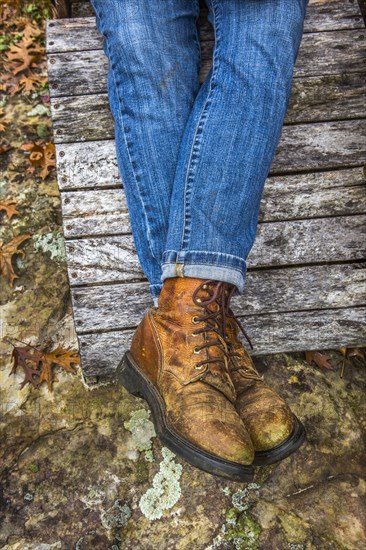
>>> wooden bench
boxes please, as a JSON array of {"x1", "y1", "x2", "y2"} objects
[{"x1": 46, "y1": 0, "x2": 366, "y2": 380}]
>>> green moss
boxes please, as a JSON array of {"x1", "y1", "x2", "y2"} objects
[
  {"x1": 28, "y1": 462, "x2": 39, "y2": 473},
  {"x1": 225, "y1": 513, "x2": 261, "y2": 550},
  {"x1": 225, "y1": 507, "x2": 239, "y2": 525}
]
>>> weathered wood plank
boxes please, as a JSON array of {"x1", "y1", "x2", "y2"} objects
[
  {"x1": 71, "y1": 264, "x2": 366, "y2": 333},
  {"x1": 47, "y1": 1, "x2": 366, "y2": 55},
  {"x1": 272, "y1": 119, "x2": 366, "y2": 173},
  {"x1": 71, "y1": 0, "x2": 365, "y2": 29},
  {"x1": 64, "y1": 215, "x2": 366, "y2": 285},
  {"x1": 77, "y1": 307, "x2": 366, "y2": 375},
  {"x1": 46, "y1": 30, "x2": 366, "y2": 98},
  {"x1": 60, "y1": 167, "x2": 366, "y2": 237},
  {"x1": 49, "y1": 72, "x2": 366, "y2": 142},
  {"x1": 62, "y1": 188, "x2": 130, "y2": 237},
  {"x1": 55, "y1": 120, "x2": 366, "y2": 185}
]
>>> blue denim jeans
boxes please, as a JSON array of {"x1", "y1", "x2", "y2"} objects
[{"x1": 90, "y1": 0, "x2": 308, "y2": 306}]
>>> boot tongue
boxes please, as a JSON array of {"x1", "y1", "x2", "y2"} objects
[
  {"x1": 158, "y1": 278, "x2": 237, "y2": 402},
  {"x1": 195, "y1": 284, "x2": 237, "y2": 403},
  {"x1": 157, "y1": 277, "x2": 205, "y2": 317}
]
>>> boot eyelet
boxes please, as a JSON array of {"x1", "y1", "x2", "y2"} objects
[
  {"x1": 192, "y1": 316, "x2": 200, "y2": 324},
  {"x1": 202, "y1": 284, "x2": 207, "y2": 290},
  {"x1": 193, "y1": 347, "x2": 201, "y2": 354},
  {"x1": 192, "y1": 331, "x2": 199, "y2": 337},
  {"x1": 195, "y1": 363, "x2": 205, "y2": 370},
  {"x1": 196, "y1": 297, "x2": 202, "y2": 303}
]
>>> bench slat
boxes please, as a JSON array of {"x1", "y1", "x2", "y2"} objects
[
  {"x1": 47, "y1": 1, "x2": 366, "y2": 55},
  {"x1": 64, "y1": 215, "x2": 366, "y2": 286},
  {"x1": 54, "y1": 120, "x2": 366, "y2": 188},
  {"x1": 60, "y1": 167, "x2": 366, "y2": 238},
  {"x1": 71, "y1": 264, "x2": 366, "y2": 333},
  {"x1": 77, "y1": 307, "x2": 366, "y2": 375},
  {"x1": 46, "y1": 30, "x2": 366, "y2": 99},
  {"x1": 49, "y1": 72, "x2": 366, "y2": 142}
]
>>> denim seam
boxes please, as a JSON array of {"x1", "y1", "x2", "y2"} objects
[
  {"x1": 97, "y1": 9, "x2": 160, "y2": 266},
  {"x1": 163, "y1": 249, "x2": 245, "y2": 262},
  {"x1": 162, "y1": 260, "x2": 244, "y2": 273},
  {"x1": 179, "y1": 0, "x2": 221, "y2": 251}
]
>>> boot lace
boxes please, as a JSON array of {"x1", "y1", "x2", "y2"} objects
[
  {"x1": 191, "y1": 279, "x2": 253, "y2": 371},
  {"x1": 192, "y1": 280, "x2": 257, "y2": 374}
]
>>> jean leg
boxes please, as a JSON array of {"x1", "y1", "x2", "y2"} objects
[
  {"x1": 162, "y1": 0, "x2": 309, "y2": 295},
  {"x1": 90, "y1": 0, "x2": 201, "y2": 303}
]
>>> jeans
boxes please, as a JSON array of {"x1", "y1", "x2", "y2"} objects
[{"x1": 90, "y1": 0, "x2": 309, "y2": 306}]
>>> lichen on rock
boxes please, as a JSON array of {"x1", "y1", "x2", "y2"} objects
[
  {"x1": 139, "y1": 447, "x2": 183, "y2": 521},
  {"x1": 123, "y1": 408, "x2": 156, "y2": 461},
  {"x1": 100, "y1": 499, "x2": 132, "y2": 531},
  {"x1": 32, "y1": 231, "x2": 66, "y2": 262},
  {"x1": 231, "y1": 483, "x2": 261, "y2": 513}
]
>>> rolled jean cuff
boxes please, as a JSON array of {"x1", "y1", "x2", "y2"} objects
[
  {"x1": 150, "y1": 283, "x2": 163, "y2": 306},
  {"x1": 161, "y1": 250, "x2": 247, "y2": 295}
]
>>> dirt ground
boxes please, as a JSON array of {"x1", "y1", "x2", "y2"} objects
[{"x1": 0, "y1": 3, "x2": 365, "y2": 549}]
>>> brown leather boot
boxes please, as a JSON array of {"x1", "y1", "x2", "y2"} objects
[
  {"x1": 116, "y1": 277, "x2": 255, "y2": 481},
  {"x1": 220, "y1": 286, "x2": 306, "y2": 465}
]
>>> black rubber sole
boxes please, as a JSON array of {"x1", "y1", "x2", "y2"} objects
[
  {"x1": 252, "y1": 414, "x2": 306, "y2": 466},
  {"x1": 116, "y1": 351, "x2": 254, "y2": 482}
]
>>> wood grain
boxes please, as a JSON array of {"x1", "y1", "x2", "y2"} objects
[
  {"x1": 60, "y1": 167, "x2": 366, "y2": 237},
  {"x1": 49, "y1": 72, "x2": 366, "y2": 142},
  {"x1": 45, "y1": 0, "x2": 366, "y2": 369},
  {"x1": 70, "y1": 263, "x2": 366, "y2": 333},
  {"x1": 64, "y1": 215, "x2": 366, "y2": 285},
  {"x1": 54, "y1": 120, "x2": 366, "y2": 186},
  {"x1": 77, "y1": 307, "x2": 366, "y2": 375},
  {"x1": 48, "y1": 1, "x2": 366, "y2": 54},
  {"x1": 46, "y1": 30, "x2": 366, "y2": 99}
]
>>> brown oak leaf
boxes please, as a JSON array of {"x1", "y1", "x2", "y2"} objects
[
  {"x1": 0, "y1": 233, "x2": 31, "y2": 286},
  {"x1": 9, "y1": 343, "x2": 79, "y2": 391},
  {"x1": 18, "y1": 72, "x2": 45, "y2": 94},
  {"x1": 10, "y1": 345, "x2": 44, "y2": 389},
  {"x1": 22, "y1": 141, "x2": 56, "y2": 179},
  {"x1": 5, "y1": 29, "x2": 43, "y2": 75},
  {"x1": 39, "y1": 143, "x2": 56, "y2": 179},
  {"x1": 305, "y1": 350, "x2": 334, "y2": 370},
  {"x1": 0, "y1": 199, "x2": 19, "y2": 221},
  {"x1": 38, "y1": 347, "x2": 80, "y2": 391}
]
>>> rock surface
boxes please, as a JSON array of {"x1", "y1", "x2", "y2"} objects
[{"x1": 1, "y1": 343, "x2": 365, "y2": 549}]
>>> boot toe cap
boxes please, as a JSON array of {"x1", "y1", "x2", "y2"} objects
[
  {"x1": 170, "y1": 402, "x2": 254, "y2": 465},
  {"x1": 237, "y1": 387, "x2": 295, "y2": 452}
]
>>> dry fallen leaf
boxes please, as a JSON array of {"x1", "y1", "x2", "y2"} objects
[
  {"x1": 21, "y1": 141, "x2": 56, "y2": 179},
  {"x1": 305, "y1": 350, "x2": 334, "y2": 370},
  {"x1": 10, "y1": 343, "x2": 80, "y2": 391},
  {"x1": 0, "y1": 199, "x2": 19, "y2": 221},
  {"x1": 0, "y1": 233, "x2": 31, "y2": 286},
  {"x1": 5, "y1": 24, "x2": 43, "y2": 75}
]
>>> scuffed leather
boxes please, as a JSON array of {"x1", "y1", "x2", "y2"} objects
[
  {"x1": 130, "y1": 311, "x2": 160, "y2": 386},
  {"x1": 225, "y1": 317, "x2": 295, "y2": 451},
  {"x1": 129, "y1": 277, "x2": 255, "y2": 465}
]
